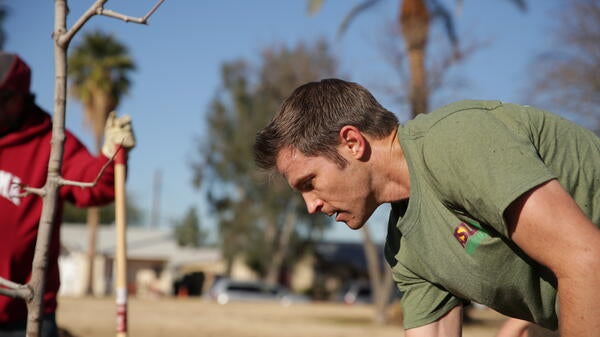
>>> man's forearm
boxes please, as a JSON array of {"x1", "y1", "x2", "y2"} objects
[{"x1": 557, "y1": 269, "x2": 600, "y2": 336}]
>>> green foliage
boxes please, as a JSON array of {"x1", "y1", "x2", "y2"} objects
[
  {"x1": 62, "y1": 195, "x2": 144, "y2": 225},
  {"x1": 192, "y1": 39, "x2": 336, "y2": 276},
  {"x1": 173, "y1": 206, "x2": 206, "y2": 247}
]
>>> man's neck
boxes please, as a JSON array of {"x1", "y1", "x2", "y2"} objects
[{"x1": 370, "y1": 126, "x2": 411, "y2": 204}]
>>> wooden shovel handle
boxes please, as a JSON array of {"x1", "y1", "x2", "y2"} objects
[{"x1": 114, "y1": 146, "x2": 128, "y2": 337}]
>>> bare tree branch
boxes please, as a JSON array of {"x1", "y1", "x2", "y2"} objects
[
  {"x1": 16, "y1": 149, "x2": 117, "y2": 197},
  {"x1": 525, "y1": 0, "x2": 600, "y2": 128},
  {"x1": 0, "y1": 288, "x2": 22, "y2": 299},
  {"x1": 0, "y1": 277, "x2": 24, "y2": 290},
  {"x1": 18, "y1": 187, "x2": 46, "y2": 198},
  {"x1": 59, "y1": 179, "x2": 98, "y2": 188},
  {"x1": 57, "y1": 0, "x2": 105, "y2": 47},
  {"x1": 59, "y1": 149, "x2": 119, "y2": 188},
  {"x1": 58, "y1": 0, "x2": 165, "y2": 47},
  {"x1": 141, "y1": 0, "x2": 166, "y2": 22},
  {"x1": 97, "y1": 0, "x2": 166, "y2": 24},
  {"x1": 97, "y1": 0, "x2": 165, "y2": 24},
  {"x1": 0, "y1": 278, "x2": 32, "y2": 300}
]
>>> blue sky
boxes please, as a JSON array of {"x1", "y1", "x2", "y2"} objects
[{"x1": 5, "y1": 0, "x2": 562, "y2": 242}]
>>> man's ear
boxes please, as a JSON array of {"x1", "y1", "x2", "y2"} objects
[{"x1": 339, "y1": 125, "x2": 368, "y2": 160}]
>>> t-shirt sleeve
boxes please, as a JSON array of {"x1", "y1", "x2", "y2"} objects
[
  {"x1": 393, "y1": 262, "x2": 463, "y2": 329},
  {"x1": 421, "y1": 107, "x2": 557, "y2": 237}
]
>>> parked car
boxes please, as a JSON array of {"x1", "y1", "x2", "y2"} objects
[
  {"x1": 337, "y1": 281, "x2": 373, "y2": 305},
  {"x1": 207, "y1": 278, "x2": 309, "y2": 306},
  {"x1": 337, "y1": 280, "x2": 403, "y2": 305}
]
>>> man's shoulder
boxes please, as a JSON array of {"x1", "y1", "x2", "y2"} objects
[
  {"x1": 434, "y1": 99, "x2": 504, "y2": 113},
  {"x1": 403, "y1": 100, "x2": 503, "y2": 137},
  {"x1": 425, "y1": 99, "x2": 504, "y2": 124}
]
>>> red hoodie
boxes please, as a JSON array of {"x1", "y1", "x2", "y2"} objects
[{"x1": 0, "y1": 105, "x2": 118, "y2": 323}]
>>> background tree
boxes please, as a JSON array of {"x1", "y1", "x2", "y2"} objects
[
  {"x1": 173, "y1": 206, "x2": 207, "y2": 247},
  {"x1": 62, "y1": 195, "x2": 144, "y2": 225},
  {"x1": 68, "y1": 29, "x2": 135, "y2": 295},
  {"x1": 192, "y1": 39, "x2": 334, "y2": 283},
  {"x1": 526, "y1": 0, "x2": 600, "y2": 131},
  {"x1": 309, "y1": 0, "x2": 526, "y2": 118}
]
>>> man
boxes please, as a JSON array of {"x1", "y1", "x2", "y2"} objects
[
  {"x1": 254, "y1": 78, "x2": 600, "y2": 337},
  {"x1": 0, "y1": 52, "x2": 135, "y2": 337}
]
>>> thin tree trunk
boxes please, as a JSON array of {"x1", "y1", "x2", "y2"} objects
[
  {"x1": 85, "y1": 206, "x2": 99, "y2": 295},
  {"x1": 263, "y1": 219, "x2": 277, "y2": 263},
  {"x1": 84, "y1": 138, "x2": 103, "y2": 295},
  {"x1": 24, "y1": 2, "x2": 70, "y2": 336},
  {"x1": 224, "y1": 246, "x2": 235, "y2": 277},
  {"x1": 399, "y1": 0, "x2": 430, "y2": 117},
  {"x1": 265, "y1": 200, "x2": 298, "y2": 285},
  {"x1": 406, "y1": 48, "x2": 428, "y2": 117},
  {"x1": 3, "y1": 1, "x2": 165, "y2": 335},
  {"x1": 361, "y1": 227, "x2": 391, "y2": 325}
]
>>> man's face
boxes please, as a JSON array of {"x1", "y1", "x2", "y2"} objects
[{"x1": 276, "y1": 145, "x2": 378, "y2": 230}]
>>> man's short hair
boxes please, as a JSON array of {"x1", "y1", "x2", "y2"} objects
[{"x1": 254, "y1": 78, "x2": 399, "y2": 170}]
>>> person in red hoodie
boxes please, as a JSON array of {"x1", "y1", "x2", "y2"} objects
[{"x1": 0, "y1": 52, "x2": 135, "y2": 337}]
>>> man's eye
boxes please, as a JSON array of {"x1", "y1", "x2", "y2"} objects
[{"x1": 301, "y1": 179, "x2": 313, "y2": 191}]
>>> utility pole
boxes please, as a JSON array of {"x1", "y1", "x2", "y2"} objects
[{"x1": 149, "y1": 169, "x2": 162, "y2": 228}]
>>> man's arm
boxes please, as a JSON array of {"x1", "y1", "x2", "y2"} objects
[
  {"x1": 61, "y1": 112, "x2": 135, "y2": 206},
  {"x1": 405, "y1": 305, "x2": 463, "y2": 337},
  {"x1": 505, "y1": 179, "x2": 600, "y2": 336}
]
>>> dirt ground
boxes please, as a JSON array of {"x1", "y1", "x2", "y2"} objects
[{"x1": 56, "y1": 296, "x2": 509, "y2": 337}]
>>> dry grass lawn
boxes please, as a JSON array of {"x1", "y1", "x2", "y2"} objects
[{"x1": 56, "y1": 296, "x2": 508, "y2": 337}]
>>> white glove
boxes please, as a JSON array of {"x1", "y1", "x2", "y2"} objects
[{"x1": 101, "y1": 111, "x2": 136, "y2": 158}]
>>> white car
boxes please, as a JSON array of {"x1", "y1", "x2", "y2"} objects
[{"x1": 207, "y1": 278, "x2": 309, "y2": 306}]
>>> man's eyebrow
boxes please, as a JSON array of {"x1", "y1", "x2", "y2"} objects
[{"x1": 290, "y1": 174, "x2": 311, "y2": 189}]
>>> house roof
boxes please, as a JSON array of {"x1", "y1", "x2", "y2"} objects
[{"x1": 61, "y1": 224, "x2": 221, "y2": 267}]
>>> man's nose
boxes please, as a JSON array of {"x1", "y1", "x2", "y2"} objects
[{"x1": 302, "y1": 193, "x2": 323, "y2": 214}]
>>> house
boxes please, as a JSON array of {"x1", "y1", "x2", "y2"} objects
[
  {"x1": 58, "y1": 224, "x2": 385, "y2": 301},
  {"x1": 279, "y1": 240, "x2": 386, "y2": 299},
  {"x1": 59, "y1": 224, "x2": 223, "y2": 298},
  {"x1": 308, "y1": 241, "x2": 384, "y2": 300}
]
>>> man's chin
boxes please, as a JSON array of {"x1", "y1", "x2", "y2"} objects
[
  {"x1": 340, "y1": 209, "x2": 375, "y2": 230},
  {"x1": 343, "y1": 219, "x2": 366, "y2": 230}
]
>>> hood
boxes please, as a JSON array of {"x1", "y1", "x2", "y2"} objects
[{"x1": 0, "y1": 105, "x2": 51, "y2": 147}]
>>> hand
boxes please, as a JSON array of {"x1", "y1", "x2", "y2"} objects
[{"x1": 101, "y1": 111, "x2": 136, "y2": 158}]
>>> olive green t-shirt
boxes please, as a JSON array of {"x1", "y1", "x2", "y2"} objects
[{"x1": 385, "y1": 100, "x2": 600, "y2": 330}]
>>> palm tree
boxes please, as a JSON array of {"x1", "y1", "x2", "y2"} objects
[
  {"x1": 69, "y1": 30, "x2": 135, "y2": 150},
  {"x1": 68, "y1": 30, "x2": 135, "y2": 295},
  {"x1": 309, "y1": 0, "x2": 526, "y2": 118}
]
